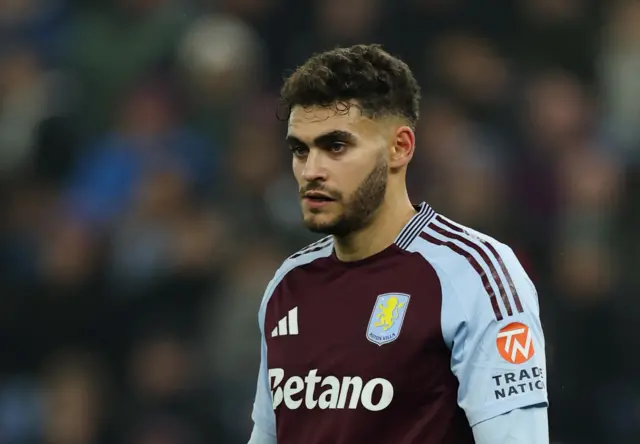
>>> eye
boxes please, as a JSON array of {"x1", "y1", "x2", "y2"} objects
[
  {"x1": 289, "y1": 144, "x2": 308, "y2": 157},
  {"x1": 329, "y1": 142, "x2": 346, "y2": 153}
]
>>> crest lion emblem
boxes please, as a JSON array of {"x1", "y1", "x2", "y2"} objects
[{"x1": 366, "y1": 293, "x2": 410, "y2": 346}]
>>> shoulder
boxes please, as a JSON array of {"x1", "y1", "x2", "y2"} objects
[
  {"x1": 407, "y1": 214, "x2": 535, "y2": 323},
  {"x1": 260, "y1": 236, "x2": 334, "y2": 308},
  {"x1": 279, "y1": 235, "x2": 334, "y2": 278}
]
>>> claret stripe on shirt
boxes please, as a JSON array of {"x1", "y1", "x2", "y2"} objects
[
  {"x1": 434, "y1": 216, "x2": 524, "y2": 314},
  {"x1": 430, "y1": 217, "x2": 513, "y2": 317},
  {"x1": 419, "y1": 230, "x2": 504, "y2": 321}
]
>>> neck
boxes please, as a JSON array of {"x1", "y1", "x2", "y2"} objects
[{"x1": 333, "y1": 190, "x2": 416, "y2": 262}]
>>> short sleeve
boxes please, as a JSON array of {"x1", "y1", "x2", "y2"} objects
[
  {"x1": 248, "y1": 246, "x2": 333, "y2": 439},
  {"x1": 471, "y1": 405, "x2": 549, "y2": 443},
  {"x1": 250, "y1": 282, "x2": 277, "y2": 437},
  {"x1": 439, "y1": 242, "x2": 548, "y2": 427}
]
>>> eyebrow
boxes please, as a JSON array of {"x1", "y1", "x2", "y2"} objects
[{"x1": 286, "y1": 130, "x2": 357, "y2": 147}]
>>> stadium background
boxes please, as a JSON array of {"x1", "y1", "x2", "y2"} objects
[{"x1": 0, "y1": 0, "x2": 639, "y2": 443}]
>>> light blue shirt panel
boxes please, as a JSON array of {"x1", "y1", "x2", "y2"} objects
[
  {"x1": 472, "y1": 406, "x2": 549, "y2": 444},
  {"x1": 409, "y1": 226, "x2": 548, "y2": 427},
  {"x1": 250, "y1": 242, "x2": 333, "y2": 439},
  {"x1": 248, "y1": 425, "x2": 278, "y2": 444}
]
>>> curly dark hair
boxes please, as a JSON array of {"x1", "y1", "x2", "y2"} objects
[{"x1": 280, "y1": 44, "x2": 421, "y2": 128}]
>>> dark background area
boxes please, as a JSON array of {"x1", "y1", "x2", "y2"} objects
[{"x1": 0, "y1": 0, "x2": 638, "y2": 443}]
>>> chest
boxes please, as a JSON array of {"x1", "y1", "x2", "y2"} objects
[{"x1": 264, "y1": 263, "x2": 446, "y2": 380}]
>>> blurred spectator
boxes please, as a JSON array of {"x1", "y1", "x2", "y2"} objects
[
  {"x1": 213, "y1": 0, "x2": 278, "y2": 23},
  {"x1": 429, "y1": 32, "x2": 513, "y2": 129},
  {"x1": 41, "y1": 351, "x2": 109, "y2": 444},
  {"x1": 0, "y1": 0, "x2": 69, "y2": 65},
  {"x1": 178, "y1": 13, "x2": 265, "y2": 147},
  {"x1": 200, "y1": 240, "x2": 286, "y2": 441},
  {"x1": 109, "y1": 167, "x2": 226, "y2": 294},
  {"x1": 600, "y1": 0, "x2": 640, "y2": 161},
  {"x1": 0, "y1": 46, "x2": 67, "y2": 177},
  {"x1": 0, "y1": 378, "x2": 43, "y2": 444},
  {"x1": 64, "y1": 81, "x2": 214, "y2": 230},
  {"x1": 65, "y1": 0, "x2": 188, "y2": 137},
  {"x1": 514, "y1": 0, "x2": 598, "y2": 81},
  {"x1": 413, "y1": 98, "x2": 507, "y2": 236},
  {"x1": 118, "y1": 329, "x2": 213, "y2": 444},
  {"x1": 284, "y1": 0, "x2": 382, "y2": 68}
]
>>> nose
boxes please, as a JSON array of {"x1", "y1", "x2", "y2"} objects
[{"x1": 301, "y1": 150, "x2": 328, "y2": 182}]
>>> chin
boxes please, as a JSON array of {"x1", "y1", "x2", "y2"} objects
[{"x1": 303, "y1": 214, "x2": 341, "y2": 235}]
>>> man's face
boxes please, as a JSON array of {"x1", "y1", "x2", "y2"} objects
[{"x1": 287, "y1": 104, "x2": 389, "y2": 237}]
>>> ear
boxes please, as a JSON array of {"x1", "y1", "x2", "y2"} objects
[{"x1": 389, "y1": 126, "x2": 415, "y2": 169}]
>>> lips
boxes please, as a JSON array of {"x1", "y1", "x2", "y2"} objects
[{"x1": 303, "y1": 192, "x2": 335, "y2": 202}]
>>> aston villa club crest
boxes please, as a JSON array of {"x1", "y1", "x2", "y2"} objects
[{"x1": 366, "y1": 293, "x2": 410, "y2": 346}]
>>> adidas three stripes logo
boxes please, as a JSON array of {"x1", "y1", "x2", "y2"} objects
[{"x1": 272, "y1": 307, "x2": 299, "y2": 337}]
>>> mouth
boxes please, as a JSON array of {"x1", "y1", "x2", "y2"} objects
[
  {"x1": 303, "y1": 192, "x2": 336, "y2": 208},
  {"x1": 303, "y1": 192, "x2": 335, "y2": 203}
]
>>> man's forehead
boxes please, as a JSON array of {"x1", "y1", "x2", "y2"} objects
[{"x1": 287, "y1": 104, "x2": 377, "y2": 139}]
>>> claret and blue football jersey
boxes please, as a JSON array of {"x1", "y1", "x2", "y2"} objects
[{"x1": 251, "y1": 203, "x2": 548, "y2": 444}]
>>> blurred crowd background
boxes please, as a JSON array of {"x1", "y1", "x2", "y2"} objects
[{"x1": 0, "y1": 0, "x2": 638, "y2": 443}]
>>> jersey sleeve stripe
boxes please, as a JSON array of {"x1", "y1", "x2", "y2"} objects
[
  {"x1": 418, "y1": 231, "x2": 504, "y2": 321},
  {"x1": 479, "y1": 240, "x2": 524, "y2": 313},
  {"x1": 430, "y1": 218, "x2": 513, "y2": 317},
  {"x1": 435, "y1": 216, "x2": 524, "y2": 314}
]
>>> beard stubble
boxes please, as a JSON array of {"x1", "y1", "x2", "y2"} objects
[{"x1": 302, "y1": 155, "x2": 388, "y2": 237}]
